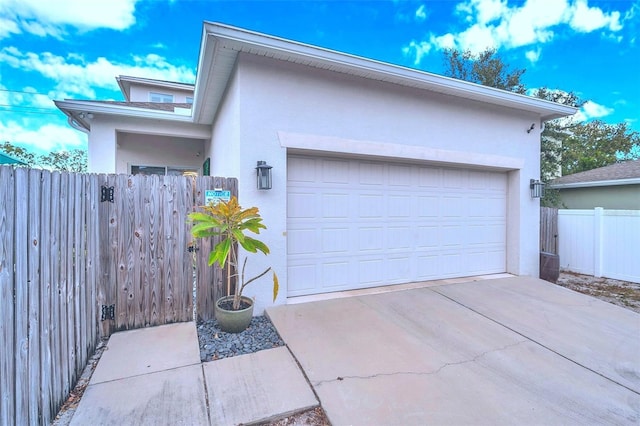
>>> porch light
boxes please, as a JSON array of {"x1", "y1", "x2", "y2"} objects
[
  {"x1": 256, "y1": 161, "x2": 273, "y2": 190},
  {"x1": 530, "y1": 179, "x2": 545, "y2": 198}
]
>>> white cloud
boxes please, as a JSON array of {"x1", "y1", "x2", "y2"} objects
[
  {"x1": 403, "y1": 0, "x2": 628, "y2": 64},
  {"x1": 415, "y1": 5, "x2": 427, "y2": 21},
  {"x1": 525, "y1": 48, "x2": 541, "y2": 63},
  {"x1": 0, "y1": 47, "x2": 196, "y2": 99},
  {"x1": 574, "y1": 100, "x2": 614, "y2": 121},
  {"x1": 0, "y1": 0, "x2": 140, "y2": 39},
  {"x1": 0, "y1": 120, "x2": 86, "y2": 152},
  {"x1": 568, "y1": 0, "x2": 622, "y2": 32},
  {"x1": 402, "y1": 40, "x2": 432, "y2": 65}
]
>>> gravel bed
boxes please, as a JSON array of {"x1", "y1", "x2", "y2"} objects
[{"x1": 197, "y1": 315, "x2": 285, "y2": 362}]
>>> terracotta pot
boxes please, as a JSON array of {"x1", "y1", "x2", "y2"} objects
[{"x1": 215, "y1": 295, "x2": 254, "y2": 333}]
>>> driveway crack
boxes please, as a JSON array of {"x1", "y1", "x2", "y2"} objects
[{"x1": 313, "y1": 339, "x2": 528, "y2": 386}]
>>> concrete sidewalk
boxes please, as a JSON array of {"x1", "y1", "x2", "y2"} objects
[
  {"x1": 267, "y1": 276, "x2": 640, "y2": 425},
  {"x1": 70, "y1": 322, "x2": 317, "y2": 425}
]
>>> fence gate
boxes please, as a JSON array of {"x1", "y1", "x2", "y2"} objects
[{"x1": 97, "y1": 174, "x2": 237, "y2": 337}]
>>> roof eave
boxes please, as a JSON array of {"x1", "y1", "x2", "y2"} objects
[
  {"x1": 550, "y1": 178, "x2": 640, "y2": 189},
  {"x1": 54, "y1": 100, "x2": 195, "y2": 128},
  {"x1": 193, "y1": 22, "x2": 577, "y2": 124}
]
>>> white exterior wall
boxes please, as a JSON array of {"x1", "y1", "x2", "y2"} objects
[
  {"x1": 87, "y1": 115, "x2": 210, "y2": 173},
  {"x1": 210, "y1": 53, "x2": 544, "y2": 313},
  {"x1": 117, "y1": 133, "x2": 204, "y2": 174}
]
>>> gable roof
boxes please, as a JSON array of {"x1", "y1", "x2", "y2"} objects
[
  {"x1": 192, "y1": 22, "x2": 577, "y2": 125},
  {"x1": 550, "y1": 160, "x2": 640, "y2": 188},
  {"x1": 55, "y1": 22, "x2": 577, "y2": 131}
]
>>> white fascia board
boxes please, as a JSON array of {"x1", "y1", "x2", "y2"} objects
[
  {"x1": 117, "y1": 75, "x2": 195, "y2": 91},
  {"x1": 550, "y1": 178, "x2": 640, "y2": 189},
  {"x1": 200, "y1": 22, "x2": 577, "y2": 121},
  {"x1": 54, "y1": 100, "x2": 195, "y2": 122}
]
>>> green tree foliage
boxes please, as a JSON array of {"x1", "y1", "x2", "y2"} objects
[
  {"x1": 442, "y1": 48, "x2": 527, "y2": 94},
  {"x1": 560, "y1": 120, "x2": 639, "y2": 176},
  {"x1": 0, "y1": 141, "x2": 37, "y2": 166},
  {"x1": 1, "y1": 141, "x2": 88, "y2": 172}
]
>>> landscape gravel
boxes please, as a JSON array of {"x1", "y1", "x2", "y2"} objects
[{"x1": 197, "y1": 315, "x2": 285, "y2": 361}]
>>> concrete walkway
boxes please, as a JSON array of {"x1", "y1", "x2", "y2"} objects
[
  {"x1": 267, "y1": 276, "x2": 640, "y2": 425},
  {"x1": 71, "y1": 276, "x2": 639, "y2": 425},
  {"x1": 70, "y1": 322, "x2": 317, "y2": 425}
]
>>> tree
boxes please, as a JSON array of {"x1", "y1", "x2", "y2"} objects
[
  {"x1": 442, "y1": 48, "x2": 527, "y2": 94},
  {"x1": 1, "y1": 141, "x2": 37, "y2": 166},
  {"x1": 560, "y1": 120, "x2": 639, "y2": 175},
  {"x1": 0, "y1": 141, "x2": 88, "y2": 172}
]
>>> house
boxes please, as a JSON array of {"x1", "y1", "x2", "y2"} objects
[
  {"x1": 0, "y1": 152, "x2": 26, "y2": 165},
  {"x1": 549, "y1": 160, "x2": 640, "y2": 209},
  {"x1": 54, "y1": 23, "x2": 576, "y2": 312}
]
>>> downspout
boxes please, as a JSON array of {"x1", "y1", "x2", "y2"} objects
[{"x1": 67, "y1": 116, "x2": 89, "y2": 134}]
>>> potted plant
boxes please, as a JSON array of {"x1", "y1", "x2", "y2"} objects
[{"x1": 189, "y1": 196, "x2": 278, "y2": 333}]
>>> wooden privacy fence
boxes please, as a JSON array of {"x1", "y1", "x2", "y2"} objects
[
  {"x1": 96, "y1": 174, "x2": 237, "y2": 337},
  {"x1": 1, "y1": 167, "x2": 99, "y2": 425},
  {"x1": 0, "y1": 166, "x2": 237, "y2": 425},
  {"x1": 540, "y1": 207, "x2": 559, "y2": 254}
]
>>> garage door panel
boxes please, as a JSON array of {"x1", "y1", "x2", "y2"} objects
[
  {"x1": 287, "y1": 192, "x2": 317, "y2": 218},
  {"x1": 322, "y1": 227, "x2": 349, "y2": 253},
  {"x1": 287, "y1": 228, "x2": 317, "y2": 255},
  {"x1": 359, "y1": 259, "x2": 385, "y2": 285},
  {"x1": 322, "y1": 193, "x2": 349, "y2": 217},
  {"x1": 322, "y1": 262, "x2": 350, "y2": 288},
  {"x1": 358, "y1": 227, "x2": 384, "y2": 251},
  {"x1": 287, "y1": 155, "x2": 507, "y2": 296}
]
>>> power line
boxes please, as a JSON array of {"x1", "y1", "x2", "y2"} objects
[{"x1": 0, "y1": 88, "x2": 53, "y2": 97}]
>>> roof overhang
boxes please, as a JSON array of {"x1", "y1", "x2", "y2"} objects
[
  {"x1": 192, "y1": 22, "x2": 577, "y2": 125},
  {"x1": 54, "y1": 99, "x2": 195, "y2": 131},
  {"x1": 117, "y1": 75, "x2": 195, "y2": 102},
  {"x1": 550, "y1": 178, "x2": 640, "y2": 189}
]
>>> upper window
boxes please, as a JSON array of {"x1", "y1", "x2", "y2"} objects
[
  {"x1": 185, "y1": 96, "x2": 194, "y2": 104},
  {"x1": 149, "y1": 92, "x2": 174, "y2": 103}
]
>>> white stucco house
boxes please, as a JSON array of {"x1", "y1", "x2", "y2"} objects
[{"x1": 55, "y1": 23, "x2": 576, "y2": 312}]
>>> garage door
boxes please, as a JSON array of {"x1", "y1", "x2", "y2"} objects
[{"x1": 287, "y1": 155, "x2": 507, "y2": 297}]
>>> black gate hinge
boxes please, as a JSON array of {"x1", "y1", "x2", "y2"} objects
[
  {"x1": 101, "y1": 304, "x2": 115, "y2": 321},
  {"x1": 187, "y1": 243, "x2": 199, "y2": 253},
  {"x1": 101, "y1": 185, "x2": 114, "y2": 203}
]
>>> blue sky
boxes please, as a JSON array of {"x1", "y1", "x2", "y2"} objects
[{"x1": 1, "y1": 0, "x2": 638, "y2": 154}]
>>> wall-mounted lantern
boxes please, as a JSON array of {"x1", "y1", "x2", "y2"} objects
[
  {"x1": 256, "y1": 161, "x2": 272, "y2": 190},
  {"x1": 530, "y1": 179, "x2": 545, "y2": 198}
]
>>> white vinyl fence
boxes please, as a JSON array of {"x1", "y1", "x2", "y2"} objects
[{"x1": 558, "y1": 208, "x2": 640, "y2": 283}]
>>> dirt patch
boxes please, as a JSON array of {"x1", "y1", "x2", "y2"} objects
[{"x1": 556, "y1": 271, "x2": 640, "y2": 314}]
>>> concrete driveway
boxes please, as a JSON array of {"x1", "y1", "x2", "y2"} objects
[{"x1": 267, "y1": 276, "x2": 640, "y2": 425}]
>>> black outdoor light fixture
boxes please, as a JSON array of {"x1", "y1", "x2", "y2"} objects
[
  {"x1": 530, "y1": 179, "x2": 545, "y2": 198},
  {"x1": 256, "y1": 161, "x2": 273, "y2": 190}
]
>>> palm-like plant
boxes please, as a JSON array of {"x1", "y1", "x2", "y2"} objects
[{"x1": 189, "y1": 196, "x2": 278, "y2": 310}]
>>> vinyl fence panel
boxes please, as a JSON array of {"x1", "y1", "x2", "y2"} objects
[{"x1": 558, "y1": 208, "x2": 640, "y2": 283}]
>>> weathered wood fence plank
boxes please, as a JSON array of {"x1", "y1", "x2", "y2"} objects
[
  {"x1": 1, "y1": 167, "x2": 100, "y2": 425},
  {"x1": 540, "y1": 207, "x2": 558, "y2": 254},
  {"x1": 0, "y1": 166, "x2": 16, "y2": 425},
  {"x1": 0, "y1": 166, "x2": 237, "y2": 424}
]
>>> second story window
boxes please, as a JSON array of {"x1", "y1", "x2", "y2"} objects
[
  {"x1": 149, "y1": 92, "x2": 174, "y2": 103},
  {"x1": 186, "y1": 96, "x2": 193, "y2": 104}
]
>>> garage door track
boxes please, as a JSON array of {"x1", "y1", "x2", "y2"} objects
[{"x1": 267, "y1": 276, "x2": 640, "y2": 425}]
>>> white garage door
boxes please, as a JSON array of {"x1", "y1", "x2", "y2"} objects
[{"x1": 287, "y1": 155, "x2": 507, "y2": 297}]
